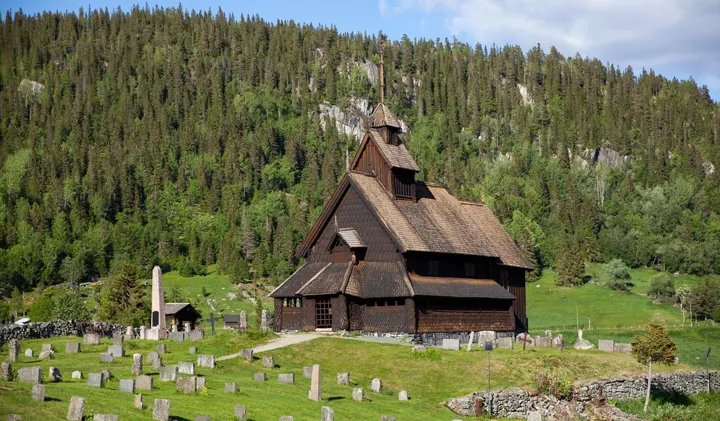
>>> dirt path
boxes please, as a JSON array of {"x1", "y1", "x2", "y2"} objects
[{"x1": 216, "y1": 333, "x2": 322, "y2": 361}]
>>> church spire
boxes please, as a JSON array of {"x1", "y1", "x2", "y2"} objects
[{"x1": 379, "y1": 32, "x2": 385, "y2": 105}]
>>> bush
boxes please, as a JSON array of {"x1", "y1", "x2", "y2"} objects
[
  {"x1": 602, "y1": 258, "x2": 631, "y2": 291},
  {"x1": 534, "y1": 368, "x2": 572, "y2": 399},
  {"x1": 648, "y1": 272, "x2": 675, "y2": 299}
]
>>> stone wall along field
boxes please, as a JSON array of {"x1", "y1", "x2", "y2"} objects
[{"x1": 0, "y1": 321, "x2": 126, "y2": 346}]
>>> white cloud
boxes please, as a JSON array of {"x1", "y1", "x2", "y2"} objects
[{"x1": 380, "y1": 0, "x2": 720, "y2": 97}]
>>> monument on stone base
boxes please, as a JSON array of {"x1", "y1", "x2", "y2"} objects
[{"x1": 148, "y1": 266, "x2": 166, "y2": 340}]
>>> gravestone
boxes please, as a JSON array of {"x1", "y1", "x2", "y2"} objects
[
  {"x1": 18, "y1": 367, "x2": 41, "y2": 383},
  {"x1": 135, "y1": 393, "x2": 143, "y2": 409},
  {"x1": 196, "y1": 376, "x2": 206, "y2": 389},
  {"x1": 615, "y1": 343, "x2": 633, "y2": 354},
  {"x1": 8, "y1": 339, "x2": 20, "y2": 362},
  {"x1": 309, "y1": 364, "x2": 321, "y2": 401},
  {"x1": 169, "y1": 332, "x2": 185, "y2": 342},
  {"x1": 516, "y1": 333, "x2": 535, "y2": 348},
  {"x1": 125, "y1": 326, "x2": 135, "y2": 340},
  {"x1": 337, "y1": 372, "x2": 350, "y2": 385},
  {"x1": 197, "y1": 354, "x2": 215, "y2": 368},
  {"x1": 279, "y1": 417, "x2": 293, "y2": 421},
  {"x1": 239, "y1": 311, "x2": 248, "y2": 332},
  {"x1": 83, "y1": 333, "x2": 100, "y2": 345},
  {"x1": 139, "y1": 326, "x2": 147, "y2": 340},
  {"x1": 48, "y1": 366, "x2": 61, "y2": 382},
  {"x1": 136, "y1": 375, "x2": 153, "y2": 390},
  {"x1": 132, "y1": 353, "x2": 143, "y2": 375},
  {"x1": 398, "y1": 390, "x2": 409, "y2": 401},
  {"x1": 184, "y1": 322, "x2": 192, "y2": 332},
  {"x1": 573, "y1": 329, "x2": 595, "y2": 350},
  {"x1": 31, "y1": 384, "x2": 45, "y2": 402},
  {"x1": 278, "y1": 373, "x2": 294, "y2": 384},
  {"x1": 159, "y1": 366, "x2": 178, "y2": 382},
  {"x1": 24, "y1": 349, "x2": 33, "y2": 358},
  {"x1": 189, "y1": 330, "x2": 204, "y2": 341},
  {"x1": 189, "y1": 347, "x2": 198, "y2": 355},
  {"x1": 240, "y1": 349, "x2": 253, "y2": 362},
  {"x1": 467, "y1": 332, "x2": 475, "y2": 351},
  {"x1": 101, "y1": 368, "x2": 112, "y2": 382},
  {"x1": 71, "y1": 371, "x2": 82, "y2": 379},
  {"x1": 225, "y1": 382, "x2": 238, "y2": 393},
  {"x1": 41, "y1": 344, "x2": 54, "y2": 353},
  {"x1": 321, "y1": 406, "x2": 334, "y2": 421},
  {"x1": 67, "y1": 396, "x2": 85, "y2": 421},
  {"x1": 442, "y1": 339, "x2": 460, "y2": 351},
  {"x1": 371, "y1": 378, "x2": 382, "y2": 393},
  {"x1": 497, "y1": 337, "x2": 513, "y2": 349},
  {"x1": 156, "y1": 344, "x2": 166, "y2": 354},
  {"x1": 352, "y1": 388, "x2": 364, "y2": 401},
  {"x1": 65, "y1": 342, "x2": 81, "y2": 354},
  {"x1": 380, "y1": 417, "x2": 396, "y2": 421},
  {"x1": 303, "y1": 366, "x2": 312, "y2": 378},
  {"x1": 262, "y1": 356, "x2": 274, "y2": 368},
  {"x1": 0, "y1": 362, "x2": 11, "y2": 381},
  {"x1": 6, "y1": 415, "x2": 21, "y2": 420},
  {"x1": 153, "y1": 399, "x2": 170, "y2": 421},
  {"x1": 535, "y1": 336, "x2": 551, "y2": 347},
  {"x1": 94, "y1": 415, "x2": 119, "y2": 421},
  {"x1": 108, "y1": 345, "x2": 124, "y2": 358},
  {"x1": 88, "y1": 373, "x2": 104, "y2": 388},
  {"x1": 152, "y1": 356, "x2": 163, "y2": 370},
  {"x1": 147, "y1": 351, "x2": 159, "y2": 364},
  {"x1": 477, "y1": 331, "x2": 496, "y2": 345},
  {"x1": 119, "y1": 379, "x2": 135, "y2": 393},
  {"x1": 100, "y1": 353, "x2": 114, "y2": 363},
  {"x1": 234, "y1": 406, "x2": 247, "y2": 420},
  {"x1": 598, "y1": 340, "x2": 615, "y2": 352},
  {"x1": 261, "y1": 309, "x2": 269, "y2": 333},
  {"x1": 254, "y1": 372, "x2": 267, "y2": 381},
  {"x1": 179, "y1": 362, "x2": 195, "y2": 375},
  {"x1": 39, "y1": 351, "x2": 52, "y2": 360},
  {"x1": 171, "y1": 324, "x2": 178, "y2": 333},
  {"x1": 552, "y1": 334, "x2": 564, "y2": 348},
  {"x1": 112, "y1": 333, "x2": 123, "y2": 345},
  {"x1": 176, "y1": 376, "x2": 197, "y2": 393}
]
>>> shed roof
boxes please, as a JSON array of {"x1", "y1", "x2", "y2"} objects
[
  {"x1": 270, "y1": 262, "x2": 330, "y2": 298},
  {"x1": 344, "y1": 261, "x2": 412, "y2": 298},
  {"x1": 368, "y1": 129, "x2": 420, "y2": 172},
  {"x1": 409, "y1": 275, "x2": 516, "y2": 299},
  {"x1": 337, "y1": 228, "x2": 366, "y2": 249},
  {"x1": 164, "y1": 303, "x2": 192, "y2": 315},
  {"x1": 296, "y1": 262, "x2": 351, "y2": 296}
]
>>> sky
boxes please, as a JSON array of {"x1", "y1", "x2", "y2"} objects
[{"x1": 4, "y1": 0, "x2": 720, "y2": 101}]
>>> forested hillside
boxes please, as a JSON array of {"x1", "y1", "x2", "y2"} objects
[{"x1": 1, "y1": 7, "x2": 718, "y2": 296}]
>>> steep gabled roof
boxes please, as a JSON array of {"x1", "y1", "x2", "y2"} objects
[
  {"x1": 350, "y1": 129, "x2": 420, "y2": 172},
  {"x1": 270, "y1": 262, "x2": 330, "y2": 298},
  {"x1": 348, "y1": 172, "x2": 499, "y2": 257},
  {"x1": 296, "y1": 262, "x2": 351, "y2": 296},
  {"x1": 369, "y1": 103, "x2": 401, "y2": 128},
  {"x1": 460, "y1": 202, "x2": 535, "y2": 270},
  {"x1": 344, "y1": 261, "x2": 411, "y2": 298},
  {"x1": 164, "y1": 303, "x2": 200, "y2": 317}
]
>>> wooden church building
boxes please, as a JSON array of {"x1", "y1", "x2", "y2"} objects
[{"x1": 270, "y1": 55, "x2": 532, "y2": 338}]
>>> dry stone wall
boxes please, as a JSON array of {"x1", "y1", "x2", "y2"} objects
[
  {"x1": 448, "y1": 371, "x2": 719, "y2": 419},
  {"x1": 0, "y1": 321, "x2": 127, "y2": 346}
]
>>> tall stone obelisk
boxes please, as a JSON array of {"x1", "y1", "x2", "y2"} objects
[{"x1": 149, "y1": 265, "x2": 166, "y2": 340}]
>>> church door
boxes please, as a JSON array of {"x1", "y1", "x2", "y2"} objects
[{"x1": 315, "y1": 298, "x2": 332, "y2": 329}]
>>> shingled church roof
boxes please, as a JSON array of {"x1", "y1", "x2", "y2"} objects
[{"x1": 369, "y1": 103, "x2": 401, "y2": 128}]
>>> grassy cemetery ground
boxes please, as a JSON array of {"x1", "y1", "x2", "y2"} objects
[{"x1": 0, "y1": 333, "x2": 698, "y2": 421}]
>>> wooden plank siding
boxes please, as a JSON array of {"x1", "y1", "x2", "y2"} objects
[
  {"x1": 352, "y1": 138, "x2": 393, "y2": 194},
  {"x1": 310, "y1": 188, "x2": 400, "y2": 263},
  {"x1": 416, "y1": 298, "x2": 515, "y2": 332},
  {"x1": 506, "y1": 268, "x2": 527, "y2": 331}
]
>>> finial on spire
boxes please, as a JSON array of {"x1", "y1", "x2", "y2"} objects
[{"x1": 379, "y1": 31, "x2": 385, "y2": 105}]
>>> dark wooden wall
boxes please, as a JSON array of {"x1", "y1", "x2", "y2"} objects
[
  {"x1": 415, "y1": 298, "x2": 515, "y2": 332},
  {"x1": 309, "y1": 188, "x2": 400, "y2": 263},
  {"x1": 406, "y1": 252, "x2": 495, "y2": 278},
  {"x1": 352, "y1": 138, "x2": 392, "y2": 193},
  {"x1": 505, "y1": 267, "x2": 527, "y2": 331},
  {"x1": 345, "y1": 297, "x2": 416, "y2": 333}
]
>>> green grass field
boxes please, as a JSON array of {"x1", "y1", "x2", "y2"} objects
[{"x1": 0, "y1": 334, "x2": 692, "y2": 421}]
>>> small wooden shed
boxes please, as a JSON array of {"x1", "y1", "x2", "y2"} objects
[{"x1": 164, "y1": 303, "x2": 201, "y2": 331}]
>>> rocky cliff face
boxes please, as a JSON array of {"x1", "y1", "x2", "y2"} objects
[{"x1": 317, "y1": 97, "x2": 408, "y2": 141}]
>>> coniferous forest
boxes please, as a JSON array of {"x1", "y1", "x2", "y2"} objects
[{"x1": 1, "y1": 7, "x2": 719, "y2": 298}]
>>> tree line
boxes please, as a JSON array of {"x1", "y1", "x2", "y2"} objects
[{"x1": 0, "y1": 7, "x2": 718, "y2": 298}]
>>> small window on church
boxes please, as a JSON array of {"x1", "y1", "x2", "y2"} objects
[
  {"x1": 465, "y1": 262, "x2": 476, "y2": 277},
  {"x1": 428, "y1": 260, "x2": 439, "y2": 276}
]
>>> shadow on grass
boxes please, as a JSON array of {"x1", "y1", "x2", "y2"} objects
[
  {"x1": 651, "y1": 390, "x2": 693, "y2": 406},
  {"x1": 326, "y1": 396, "x2": 345, "y2": 401}
]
